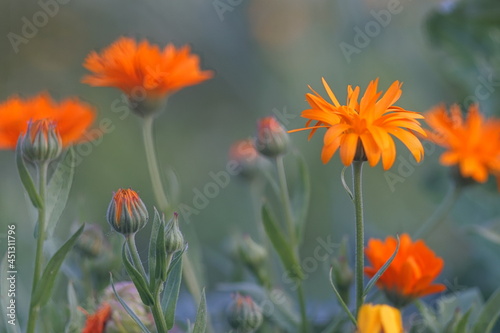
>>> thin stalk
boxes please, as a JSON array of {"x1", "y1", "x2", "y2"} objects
[
  {"x1": 352, "y1": 161, "x2": 365, "y2": 316},
  {"x1": 142, "y1": 116, "x2": 170, "y2": 213},
  {"x1": 414, "y1": 183, "x2": 463, "y2": 239},
  {"x1": 26, "y1": 161, "x2": 48, "y2": 333},
  {"x1": 141, "y1": 115, "x2": 213, "y2": 333},
  {"x1": 151, "y1": 291, "x2": 168, "y2": 333},
  {"x1": 297, "y1": 284, "x2": 309, "y2": 333},
  {"x1": 275, "y1": 156, "x2": 308, "y2": 332},
  {"x1": 126, "y1": 234, "x2": 147, "y2": 278},
  {"x1": 276, "y1": 155, "x2": 296, "y2": 243}
]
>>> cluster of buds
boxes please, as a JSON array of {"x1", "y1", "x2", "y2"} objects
[
  {"x1": 227, "y1": 293, "x2": 263, "y2": 333},
  {"x1": 21, "y1": 118, "x2": 62, "y2": 163}
]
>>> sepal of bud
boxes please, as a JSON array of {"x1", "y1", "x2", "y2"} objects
[
  {"x1": 21, "y1": 119, "x2": 62, "y2": 163},
  {"x1": 164, "y1": 212, "x2": 184, "y2": 254},
  {"x1": 107, "y1": 189, "x2": 149, "y2": 235},
  {"x1": 255, "y1": 117, "x2": 289, "y2": 157},
  {"x1": 227, "y1": 293, "x2": 263, "y2": 333}
]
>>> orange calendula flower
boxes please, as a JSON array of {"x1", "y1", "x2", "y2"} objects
[
  {"x1": 290, "y1": 78, "x2": 426, "y2": 169},
  {"x1": 357, "y1": 304, "x2": 403, "y2": 333},
  {"x1": 81, "y1": 303, "x2": 111, "y2": 333},
  {"x1": 82, "y1": 37, "x2": 213, "y2": 100},
  {"x1": 364, "y1": 234, "x2": 446, "y2": 307},
  {"x1": 0, "y1": 93, "x2": 96, "y2": 150},
  {"x1": 425, "y1": 103, "x2": 500, "y2": 186}
]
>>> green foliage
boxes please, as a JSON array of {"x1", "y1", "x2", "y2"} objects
[
  {"x1": 15, "y1": 137, "x2": 42, "y2": 209},
  {"x1": 162, "y1": 253, "x2": 183, "y2": 330},
  {"x1": 192, "y1": 289, "x2": 207, "y2": 333},
  {"x1": 31, "y1": 224, "x2": 84, "y2": 307}
]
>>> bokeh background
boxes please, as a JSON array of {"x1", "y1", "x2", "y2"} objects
[{"x1": 1, "y1": 0, "x2": 500, "y2": 330}]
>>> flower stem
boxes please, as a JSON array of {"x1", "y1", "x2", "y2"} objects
[
  {"x1": 151, "y1": 290, "x2": 168, "y2": 333},
  {"x1": 413, "y1": 183, "x2": 463, "y2": 239},
  {"x1": 126, "y1": 234, "x2": 147, "y2": 278},
  {"x1": 141, "y1": 116, "x2": 212, "y2": 332},
  {"x1": 276, "y1": 155, "x2": 296, "y2": 244},
  {"x1": 26, "y1": 161, "x2": 48, "y2": 333},
  {"x1": 275, "y1": 156, "x2": 308, "y2": 332},
  {"x1": 142, "y1": 116, "x2": 170, "y2": 214},
  {"x1": 352, "y1": 161, "x2": 365, "y2": 316}
]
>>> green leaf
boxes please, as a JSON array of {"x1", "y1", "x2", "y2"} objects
[
  {"x1": 454, "y1": 308, "x2": 473, "y2": 333},
  {"x1": 32, "y1": 224, "x2": 84, "y2": 307},
  {"x1": 0, "y1": 254, "x2": 22, "y2": 333},
  {"x1": 148, "y1": 208, "x2": 162, "y2": 289},
  {"x1": 155, "y1": 217, "x2": 167, "y2": 282},
  {"x1": 162, "y1": 254, "x2": 183, "y2": 329},
  {"x1": 110, "y1": 274, "x2": 151, "y2": 333},
  {"x1": 122, "y1": 243, "x2": 154, "y2": 306},
  {"x1": 415, "y1": 300, "x2": 441, "y2": 333},
  {"x1": 261, "y1": 204, "x2": 303, "y2": 279},
  {"x1": 437, "y1": 288, "x2": 483, "y2": 327},
  {"x1": 65, "y1": 281, "x2": 83, "y2": 333},
  {"x1": 363, "y1": 235, "x2": 400, "y2": 296},
  {"x1": 15, "y1": 136, "x2": 43, "y2": 209},
  {"x1": 472, "y1": 286, "x2": 500, "y2": 333},
  {"x1": 291, "y1": 152, "x2": 310, "y2": 242},
  {"x1": 329, "y1": 267, "x2": 356, "y2": 326},
  {"x1": 46, "y1": 148, "x2": 75, "y2": 237},
  {"x1": 341, "y1": 166, "x2": 354, "y2": 201},
  {"x1": 192, "y1": 288, "x2": 207, "y2": 333}
]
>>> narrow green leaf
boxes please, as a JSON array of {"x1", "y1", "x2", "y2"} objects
[
  {"x1": 110, "y1": 274, "x2": 151, "y2": 333},
  {"x1": 162, "y1": 254, "x2": 183, "y2": 329},
  {"x1": 291, "y1": 152, "x2": 310, "y2": 242},
  {"x1": 454, "y1": 308, "x2": 473, "y2": 333},
  {"x1": 329, "y1": 267, "x2": 356, "y2": 326},
  {"x1": 167, "y1": 245, "x2": 187, "y2": 276},
  {"x1": 472, "y1": 287, "x2": 500, "y2": 333},
  {"x1": 341, "y1": 166, "x2": 354, "y2": 201},
  {"x1": 148, "y1": 208, "x2": 162, "y2": 288},
  {"x1": 363, "y1": 235, "x2": 400, "y2": 296},
  {"x1": 155, "y1": 217, "x2": 167, "y2": 281},
  {"x1": 1, "y1": 254, "x2": 22, "y2": 333},
  {"x1": 261, "y1": 204, "x2": 303, "y2": 279},
  {"x1": 192, "y1": 288, "x2": 207, "y2": 333},
  {"x1": 415, "y1": 300, "x2": 441, "y2": 333},
  {"x1": 46, "y1": 148, "x2": 75, "y2": 236},
  {"x1": 122, "y1": 243, "x2": 154, "y2": 306},
  {"x1": 65, "y1": 281, "x2": 83, "y2": 333},
  {"x1": 32, "y1": 224, "x2": 84, "y2": 307},
  {"x1": 15, "y1": 136, "x2": 43, "y2": 209}
]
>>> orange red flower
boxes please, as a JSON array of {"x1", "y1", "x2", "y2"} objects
[
  {"x1": 425, "y1": 103, "x2": 500, "y2": 186},
  {"x1": 290, "y1": 78, "x2": 426, "y2": 169},
  {"x1": 81, "y1": 303, "x2": 111, "y2": 333},
  {"x1": 357, "y1": 304, "x2": 403, "y2": 333},
  {"x1": 364, "y1": 233, "x2": 445, "y2": 307},
  {"x1": 0, "y1": 93, "x2": 96, "y2": 150},
  {"x1": 82, "y1": 37, "x2": 213, "y2": 99}
]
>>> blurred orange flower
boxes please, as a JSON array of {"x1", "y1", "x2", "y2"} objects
[
  {"x1": 82, "y1": 37, "x2": 213, "y2": 99},
  {"x1": 0, "y1": 93, "x2": 96, "y2": 149},
  {"x1": 425, "y1": 103, "x2": 500, "y2": 186},
  {"x1": 290, "y1": 78, "x2": 426, "y2": 169},
  {"x1": 357, "y1": 303, "x2": 403, "y2": 333},
  {"x1": 364, "y1": 233, "x2": 445, "y2": 307},
  {"x1": 81, "y1": 303, "x2": 111, "y2": 333}
]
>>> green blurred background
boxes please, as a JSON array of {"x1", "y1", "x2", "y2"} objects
[{"x1": 1, "y1": 0, "x2": 500, "y2": 328}]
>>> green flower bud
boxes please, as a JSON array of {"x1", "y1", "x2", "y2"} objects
[
  {"x1": 164, "y1": 212, "x2": 184, "y2": 254},
  {"x1": 229, "y1": 139, "x2": 266, "y2": 179},
  {"x1": 101, "y1": 281, "x2": 155, "y2": 333},
  {"x1": 107, "y1": 189, "x2": 149, "y2": 235},
  {"x1": 255, "y1": 117, "x2": 289, "y2": 157},
  {"x1": 75, "y1": 224, "x2": 106, "y2": 258},
  {"x1": 21, "y1": 119, "x2": 62, "y2": 163},
  {"x1": 238, "y1": 235, "x2": 267, "y2": 267},
  {"x1": 227, "y1": 293, "x2": 263, "y2": 333}
]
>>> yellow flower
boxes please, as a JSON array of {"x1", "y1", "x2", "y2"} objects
[
  {"x1": 290, "y1": 78, "x2": 426, "y2": 169},
  {"x1": 357, "y1": 304, "x2": 403, "y2": 333}
]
